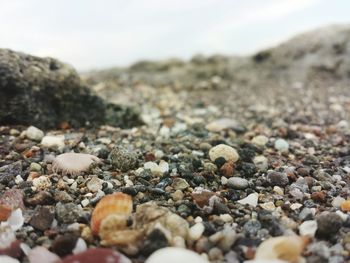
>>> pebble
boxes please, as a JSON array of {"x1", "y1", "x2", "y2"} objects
[
  {"x1": 86, "y1": 177, "x2": 103, "y2": 193},
  {"x1": 29, "y1": 206, "x2": 55, "y2": 231},
  {"x1": 29, "y1": 163, "x2": 42, "y2": 172},
  {"x1": 253, "y1": 155, "x2": 268, "y2": 171},
  {"x1": 32, "y1": 176, "x2": 52, "y2": 190},
  {"x1": 172, "y1": 178, "x2": 189, "y2": 190},
  {"x1": 260, "y1": 202, "x2": 276, "y2": 211},
  {"x1": 144, "y1": 160, "x2": 169, "y2": 176},
  {"x1": 251, "y1": 135, "x2": 268, "y2": 146},
  {"x1": 171, "y1": 190, "x2": 184, "y2": 201},
  {"x1": 290, "y1": 203, "x2": 303, "y2": 210},
  {"x1": 108, "y1": 146, "x2": 138, "y2": 172},
  {"x1": 316, "y1": 212, "x2": 343, "y2": 238},
  {"x1": 237, "y1": 193, "x2": 259, "y2": 207},
  {"x1": 298, "y1": 220, "x2": 317, "y2": 237},
  {"x1": 55, "y1": 202, "x2": 82, "y2": 224},
  {"x1": 41, "y1": 135, "x2": 65, "y2": 150},
  {"x1": 273, "y1": 186, "x2": 284, "y2": 195},
  {"x1": 189, "y1": 223, "x2": 205, "y2": 241},
  {"x1": 227, "y1": 177, "x2": 249, "y2": 190},
  {"x1": 28, "y1": 246, "x2": 61, "y2": 263},
  {"x1": 274, "y1": 138, "x2": 289, "y2": 152},
  {"x1": 146, "y1": 247, "x2": 209, "y2": 263},
  {"x1": 340, "y1": 199, "x2": 350, "y2": 212},
  {"x1": 26, "y1": 126, "x2": 44, "y2": 141},
  {"x1": 267, "y1": 171, "x2": 289, "y2": 186},
  {"x1": 206, "y1": 118, "x2": 240, "y2": 132},
  {"x1": 209, "y1": 144, "x2": 239, "y2": 163}
]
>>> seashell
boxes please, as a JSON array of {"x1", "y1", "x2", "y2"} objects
[
  {"x1": 61, "y1": 248, "x2": 131, "y2": 263},
  {"x1": 91, "y1": 192, "x2": 133, "y2": 235},
  {"x1": 254, "y1": 235, "x2": 309, "y2": 263},
  {"x1": 52, "y1": 152, "x2": 100, "y2": 175},
  {"x1": 146, "y1": 247, "x2": 209, "y2": 263}
]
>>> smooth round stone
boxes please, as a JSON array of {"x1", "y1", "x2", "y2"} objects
[
  {"x1": 146, "y1": 247, "x2": 209, "y2": 263},
  {"x1": 172, "y1": 178, "x2": 189, "y2": 190},
  {"x1": 227, "y1": 177, "x2": 249, "y2": 190},
  {"x1": 26, "y1": 126, "x2": 44, "y2": 141},
  {"x1": 189, "y1": 222, "x2": 205, "y2": 241},
  {"x1": 30, "y1": 162, "x2": 42, "y2": 172},
  {"x1": 209, "y1": 144, "x2": 239, "y2": 163},
  {"x1": 251, "y1": 135, "x2": 268, "y2": 146},
  {"x1": 316, "y1": 212, "x2": 343, "y2": 238},
  {"x1": 253, "y1": 156, "x2": 268, "y2": 171},
  {"x1": 274, "y1": 139, "x2": 289, "y2": 152}
]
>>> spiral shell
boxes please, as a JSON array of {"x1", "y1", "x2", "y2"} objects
[{"x1": 91, "y1": 192, "x2": 133, "y2": 235}]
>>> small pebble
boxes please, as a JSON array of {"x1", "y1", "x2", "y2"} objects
[
  {"x1": 26, "y1": 126, "x2": 44, "y2": 141},
  {"x1": 253, "y1": 155, "x2": 268, "y2": 171},
  {"x1": 251, "y1": 135, "x2": 268, "y2": 146},
  {"x1": 189, "y1": 223, "x2": 205, "y2": 241},
  {"x1": 227, "y1": 177, "x2": 249, "y2": 190},
  {"x1": 274, "y1": 138, "x2": 289, "y2": 152},
  {"x1": 299, "y1": 220, "x2": 317, "y2": 237},
  {"x1": 209, "y1": 144, "x2": 239, "y2": 163},
  {"x1": 237, "y1": 193, "x2": 258, "y2": 207}
]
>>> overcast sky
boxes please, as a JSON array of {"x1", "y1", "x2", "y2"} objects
[{"x1": 0, "y1": 0, "x2": 349, "y2": 70}]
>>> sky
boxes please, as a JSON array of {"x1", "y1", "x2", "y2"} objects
[{"x1": 0, "y1": 0, "x2": 349, "y2": 71}]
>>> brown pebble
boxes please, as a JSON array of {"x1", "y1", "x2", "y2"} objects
[
  {"x1": 311, "y1": 191, "x2": 326, "y2": 203},
  {"x1": 25, "y1": 191, "x2": 54, "y2": 205},
  {"x1": 61, "y1": 248, "x2": 130, "y2": 263},
  {"x1": 0, "y1": 204, "x2": 12, "y2": 221},
  {"x1": 191, "y1": 190, "x2": 215, "y2": 208},
  {"x1": 220, "y1": 161, "x2": 234, "y2": 177},
  {"x1": 144, "y1": 152, "x2": 156, "y2": 162},
  {"x1": 51, "y1": 233, "x2": 79, "y2": 257},
  {"x1": 0, "y1": 189, "x2": 25, "y2": 211},
  {"x1": 29, "y1": 206, "x2": 55, "y2": 231}
]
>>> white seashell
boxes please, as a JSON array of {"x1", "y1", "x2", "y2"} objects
[{"x1": 146, "y1": 247, "x2": 209, "y2": 263}]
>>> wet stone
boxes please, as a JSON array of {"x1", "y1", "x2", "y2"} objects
[{"x1": 141, "y1": 228, "x2": 168, "y2": 256}]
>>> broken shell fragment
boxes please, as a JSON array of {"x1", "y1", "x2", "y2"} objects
[
  {"x1": 254, "y1": 235, "x2": 309, "y2": 263},
  {"x1": 91, "y1": 192, "x2": 133, "y2": 235},
  {"x1": 52, "y1": 152, "x2": 100, "y2": 175}
]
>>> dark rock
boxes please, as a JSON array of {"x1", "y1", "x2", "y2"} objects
[
  {"x1": 29, "y1": 206, "x2": 55, "y2": 231},
  {"x1": 267, "y1": 171, "x2": 289, "y2": 186},
  {"x1": 0, "y1": 161, "x2": 22, "y2": 184},
  {"x1": 141, "y1": 229, "x2": 168, "y2": 256},
  {"x1": 316, "y1": 212, "x2": 343, "y2": 239},
  {"x1": 0, "y1": 48, "x2": 142, "y2": 128},
  {"x1": 51, "y1": 233, "x2": 79, "y2": 257}
]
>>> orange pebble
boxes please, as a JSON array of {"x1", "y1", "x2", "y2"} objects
[{"x1": 341, "y1": 200, "x2": 350, "y2": 212}]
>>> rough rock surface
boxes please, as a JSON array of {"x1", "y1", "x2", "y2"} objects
[{"x1": 0, "y1": 48, "x2": 142, "y2": 129}]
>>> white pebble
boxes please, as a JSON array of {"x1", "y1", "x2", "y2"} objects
[
  {"x1": 252, "y1": 135, "x2": 268, "y2": 146},
  {"x1": 81, "y1": 199, "x2": 89, "y2": 207},
  {"x1": 209, "y1": 144, "x2": 239, "y2": 162},
  {"x1": 86, "y1": 177, "x2": 103, "y2": 192},
  {"x1": 274, "y1": 139, "x2": 289, "y2": 152},
  {"x1": 298, "y1": 220, "x2": 317, "y2": 237},
  {"x1": 72, "y1": 238, "x2": 87, "y2": 255},
  {"x1": 332, "y1": 196, "x2": 345, "y2": 208},
  {"x1": 219, "y1": 214, "x2": 233, "y2": 223},
  {"x1": 237, "y1": 193, "x2": 259, "y2": 207},
  {"x1": 189, "y1": 223, "x2": 205, "y2": 241},
  {"x1": 15, "y1": 175, "x2": 24, "y2": 184},
  {"x1": 26, "y1": 126, "x2": 44, "y2": 141},
  {"x1": 253, "y1": 155, "x2": 268, "y2": 171},
  {"x1": 41, "y1": 135, "x2": 65, "y2": 150},
  {"x1": 0, "y1": 256, "x2": 20, "y2": 263}
]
